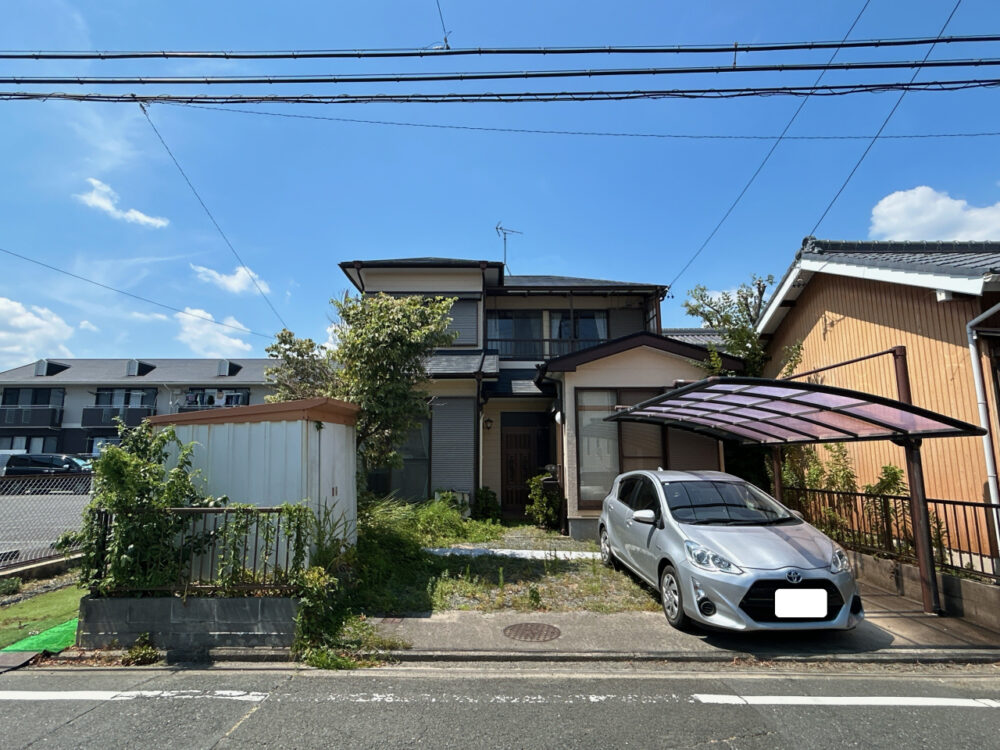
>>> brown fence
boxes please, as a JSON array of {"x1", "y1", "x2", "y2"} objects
[
  {"x1": 89, "y1": 506, "x2": 309, "y2": 594},
  {"x1": 784, "y1": 487, "x2": 1000, "y2": 583},
  {"x1": 0, "y1": 474, "x2": 92, "y2": 570}
]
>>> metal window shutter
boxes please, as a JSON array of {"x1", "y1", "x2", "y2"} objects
[
  {"x1": 431, "y1": 397, "x2": 475, "y2": 493},
  {"x1": 448, "y1": 300, "x2": 478, "y2": 345}
]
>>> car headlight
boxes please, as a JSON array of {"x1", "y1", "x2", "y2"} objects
[
  {"x1": 830, "y1": 547, "x2": 851, "y2": 574},
  {"x1": 685, "y1": 540, "x2": 743, "y2": 575}
]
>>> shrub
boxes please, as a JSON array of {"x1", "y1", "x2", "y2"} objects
[
  {"x1": 0, "y1": 577, "x2": 21, "y2": 596},
  {"x1": 526, "y1": 474, "x2": 562, "y2": 530},
  {"x1": 472, "y1": 487, "x2": 501, "y2": 521},
  {"x1": 120, "y1": 633, "x2": 159, "y2": 666}
]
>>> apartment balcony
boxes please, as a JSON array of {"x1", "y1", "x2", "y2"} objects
[
  {"x1": 486, "y1": 338, "x2": 606, "y2": 361},
  {"x1": 81, "y1": 406, "x2": 155, "y2": 429},
  {"x1": 176, "y1": 403, "x2": 246, "y2": 414},
  {"x1": 0, "y1": 406, "x2": 63, "y2": 428}
]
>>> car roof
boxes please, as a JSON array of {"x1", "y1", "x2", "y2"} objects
[{"x1": 624, "y1": 469, "x2": 744, "y2": 482}]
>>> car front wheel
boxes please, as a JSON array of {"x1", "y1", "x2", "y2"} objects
[{"x1": 659, "y1": 564, "x2": 689, "y2": 629}]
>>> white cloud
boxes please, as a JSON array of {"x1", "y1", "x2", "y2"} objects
[
  {"x1": 174, "y1": 307, "x2": 252, "y2": 357},
  {"x1": 78, "y1": 320, "x2": 99, "y2": 332},
  {"x1": 869, "y1": 185, "x2": 1000, "y2": 241},
  {"x1": 75, "y1": 178, "x2": 169, "y2": 228},
  {"x1": 0, "y1": 297, "x2": 74, "y2": 370},
  {"x1": 190, "y1": 264, "x2": 271, "y2": 294},
  {"x1": 129, "y1": 311, "x2": 170, "y2": 322}
]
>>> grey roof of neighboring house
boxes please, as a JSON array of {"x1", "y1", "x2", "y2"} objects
[
  {"x1": 0, "y1": 358, "x2": 273, "y2": 385},
  {"x1": 799, "y1": 237, "x2": 1000, "y2": 277},
  {"x1": 661, "y1": 328, "x2": 726, "y2": 348},
  {"x1": 340, "y1": 257, "x2": 503, "y2": 270},
  {"x1": 504, "y1": 275, "x2": 664, "y2": 291},
  {"x1": 425, "y1": 350, "x2": 500, "y2": 378},
  {"x1": 483, "y1": 369, "x2": 555, "y2": 398}
]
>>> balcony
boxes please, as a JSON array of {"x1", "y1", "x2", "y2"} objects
[
  {"x1": 81, "y1": 406, "x2": 155, "y2": 429},
  {"x1": 176, "y1": 403, "x2": 246, "y2": 414},
  {"x1": 486, "y1": 338, "x2": 606, "y2": 361},
  {"x1": 0, "y1": 406, "x2": 63, "y2": 428}
]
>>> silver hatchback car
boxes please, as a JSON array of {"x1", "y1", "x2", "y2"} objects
[{"x1": 598, "y1": 470, "x2": 864, "y2": 631}]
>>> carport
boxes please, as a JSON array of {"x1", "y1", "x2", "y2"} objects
[{"x1": 606, "y1": 376, "x2": 986, "y2": 615}]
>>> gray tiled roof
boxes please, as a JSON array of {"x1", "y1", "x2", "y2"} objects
[
  {"x1": 425, "y1": 350, "x2": 500, "y2": 377},
  {"x1": 800, "y1": 237, "x2": 1000, "y2": 277},
  {"x1": 662, "y1": 328, "x2": 726, "y2": 348},
  {"x1": 0, "y1": 358, "x2": 273, "y2": 385},
  {"x1": 483, "y1": 369, "x2": 555, "y2": 398},
  {"x1": 504, "y1": 275, "x2": 663, "y2": 289}
]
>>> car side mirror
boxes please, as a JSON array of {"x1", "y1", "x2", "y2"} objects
[
  {"x1": 790, "y1": 509, "x2": 804, "y2": 520},
  {"x1": 632, "y1": 509, "x2": 657, "y2": 525}
]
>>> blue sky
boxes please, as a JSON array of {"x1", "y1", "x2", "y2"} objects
[{"x1": 2, "y1": 0, "x2": 1000, "y2": 369}]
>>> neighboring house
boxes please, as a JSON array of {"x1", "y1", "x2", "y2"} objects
[
  {"x1": 757, "y1": 237, "x2": 1000, "y2": 555},
  {"x1": 0, "y1": 358, "x2": 273, "y2": 454},
  {"x1": 340, "y1": 257, "x2": 740, "y2": 539}
]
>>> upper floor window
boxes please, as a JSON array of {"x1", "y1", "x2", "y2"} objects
[
  {"x1": 447, "y1": 299, "x2": 479, "y2": 346},
  {"x1": 486, "y1": 311, "x2": 543, "y2": 359},
  {"x1": 549, "y1": 311, "x2": 608, "y2": 355},
  {"x1": 95, "y1": 388, "x2": 157, "y2": 408},
  {"x1": 0, "y1": 387, "x2": 64, "y2": 407}
]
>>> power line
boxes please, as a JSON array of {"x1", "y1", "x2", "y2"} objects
[
  {"x1": 434, "y1": 0, "x2": 451, "y2": 49},
  {"x1": 667, "y1": 0, "x2": 872, "y2": 292},
  {"x1": 139, "y1": 103, "x2": 289, "y2": 330},
  {"x1": 6, "y1": 57, "x2": 1000, "y2": 86},
  {"x1": 3, "y1": 34, "x2": 1000, "y2": 60},
  {"x1": 811, "y1": 0, "x2": 964, "y2": 235},
  {"x1": 162, "y1": 100, "x2": 1000, "y2": 141},
  {"x1": 4, "y1": 78, "x2": 998, "y2": 104},
  {"x1": 0, "y1": 245, "x2": 273, "y2": 339}
]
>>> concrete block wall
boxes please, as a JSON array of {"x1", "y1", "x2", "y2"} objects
[{"x1": 77, "y1": 596, "x2": 298, "y2": 650}]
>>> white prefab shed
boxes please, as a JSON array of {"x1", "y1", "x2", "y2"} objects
[{"x1": 148, "y1": 397, "x2": 360, "y2": 542}]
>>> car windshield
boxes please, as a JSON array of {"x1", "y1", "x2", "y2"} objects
[
  {"x1": 661, "y1": 481, "x2": 796, "y2": 525},
  {"x1": 66, "y1": 456, "x2": 90, "y2": 470}
]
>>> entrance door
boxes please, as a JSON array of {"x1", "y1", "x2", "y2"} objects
[{"x1": 500, "y1": 424, "x2": 551, "y2": 519}]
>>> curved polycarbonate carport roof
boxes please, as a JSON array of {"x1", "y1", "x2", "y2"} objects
[{"x1": 605, "y1": 376, "x2": 985, "y2": 445}]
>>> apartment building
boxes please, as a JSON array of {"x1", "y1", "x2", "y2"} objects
[
  {"x1": 0, "y1": 358, "x2": 273, "y2": 455},
  {"x1": 341, "y1": 258, "x2": 742, "y2": 539}
]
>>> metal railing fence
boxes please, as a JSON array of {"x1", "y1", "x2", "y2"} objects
[
  {"x1": 89, "y1": 506, "x2": 309, "y2": 594},
  {"x1": 0, "y1": 474, "x2": 93, "y2": 570},
  {"x1": 784, "y1": 486, "x2": 1000, "y2": 583}
]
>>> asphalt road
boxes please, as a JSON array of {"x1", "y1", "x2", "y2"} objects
[{"x1": 1, "y1": 664, "x2": 998, "y2": 749}]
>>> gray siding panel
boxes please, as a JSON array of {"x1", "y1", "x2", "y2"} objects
[
  {"x1": 448, "y1": 300, "x2": 479, "y2": 345},
  {"x1": 608, "y1": 308, "x2": 645, "y2": 339},
  {"x1": 431, "y1": 397, "x2": 475, "y2": 493}
]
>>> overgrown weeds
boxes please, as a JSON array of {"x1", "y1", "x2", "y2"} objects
[{"x1": 120, "y1": 633, "x2": 159, "y2": 666}]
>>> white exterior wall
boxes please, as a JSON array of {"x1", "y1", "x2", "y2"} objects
[{"x1": 169, "y1": 419, "x2": 358, "y2": 543}]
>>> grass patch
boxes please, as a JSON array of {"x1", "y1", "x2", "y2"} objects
[
  {"x1": 0, "y1": 586, "x2": 83, "y2": 648},
  {"x1": 299, "y1": 614, "x2": 411, "y2": 669}
]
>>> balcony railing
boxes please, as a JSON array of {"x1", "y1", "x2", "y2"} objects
[
  {"x1": 176, "y1": 403, "x2": 247, "y2": 413},
  {"x1": 0, "y1": 406, "x2": 63, "y2": 428},
  {"x1": 486, "y1": 338, "x2": 606, "y2": 360},
  {"x1": 81, "y1": 406, "x2": 155, "y2": 429}
]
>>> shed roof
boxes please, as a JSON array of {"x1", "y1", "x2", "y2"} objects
[
  {"x1": 148, "y1": 397, "x2": 359, "y2": 427},
  {"x1": 607, "y1": 376, "x2": 984, "y2": 445}
]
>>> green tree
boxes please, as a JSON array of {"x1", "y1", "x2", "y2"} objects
[
  {"x1": 683, "y1": 274, "x2": 774, "y2": 376},
  {"x1": 330, "y1": 293, "x2": 456, "y2": 473},
  {"x1": 265, "y1": 328, "x2": 338, "y2": 402}
]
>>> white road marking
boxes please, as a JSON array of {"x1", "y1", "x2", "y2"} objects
[
  {"x1": 0, "y1": 690, "x2": 268, "y2": 702},
  {"x1": 692, "y1": 694, "x2": 1000, "y2": 708}
]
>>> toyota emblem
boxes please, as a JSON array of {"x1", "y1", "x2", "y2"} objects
[{"x1": 785, "y1": 570, "x2": 803, "y2": 584}]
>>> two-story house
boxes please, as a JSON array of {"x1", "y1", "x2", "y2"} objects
[
  {"x1": 0, "y1": 358, "x2": 273, "y2": 455},
  {"x1": 340, "y1": 258, "x2": 743, "y2": 539}
]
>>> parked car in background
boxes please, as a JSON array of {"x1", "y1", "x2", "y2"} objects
[
  {"x1": 1, "y1": 453, "x2": 92, "y2": 477},
  {"x1": 599, "y1": 469, "x2": 864, "y2": 632}
]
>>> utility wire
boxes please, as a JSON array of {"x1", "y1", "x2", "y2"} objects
[
  {"x1": 3, "y1": 34, "x2": 999, "y2": 59},
  {"x1": 162, "y1": 100, "x2": 1000, "y2": 141},
  {"x1": 667, "y1": 0, "x2": 872, "y2": 292},
  {"x1": 0, "y1": 246, "x2": 272, "y2": 339},
  {"x1": 4, "y1": 78, "x2": 997, "y2": 104},
  {"x1": 811, "y1": 0, "x2": 963, "y2": 234},
  {"x1": 6, "y1": 57, "x2": 1000, "y2": 86},
  {"x1": 139, "y1": 103, "x2": 288, "y2": 330},
  {"x1": 434, "y1": 0, "x2": 451, "y2": 49}
]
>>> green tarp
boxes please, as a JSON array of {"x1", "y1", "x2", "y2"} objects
[{"x1": 1, "y1": 618, "x2": 77, "y2": 653}]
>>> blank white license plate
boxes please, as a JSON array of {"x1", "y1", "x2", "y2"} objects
[{"x1": 774, "y1": 588, "x2": 827, "y2": 618}]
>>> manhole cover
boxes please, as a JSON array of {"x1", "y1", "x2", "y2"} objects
[{"x1": 502, "y1": 622, "x2": 561, "y2": 642}]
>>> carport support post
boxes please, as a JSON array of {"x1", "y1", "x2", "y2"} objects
[
  {"x1": 899, "y1": 438, "x2": 941, "y2": 614},
  {"x1": 771, "y1": 447, "x2": 784, "y2": 505}
]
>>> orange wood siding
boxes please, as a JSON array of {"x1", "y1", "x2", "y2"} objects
[{"x1": 764, "y1": 275, "x2": 999, "y2": 558}]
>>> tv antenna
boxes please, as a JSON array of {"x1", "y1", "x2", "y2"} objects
[{"x1": 495, "y1": 222, "x2": 522, "y2": 274}]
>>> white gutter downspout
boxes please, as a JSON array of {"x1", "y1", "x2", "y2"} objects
[{"x1": 966, "y1": 300, "x2": 1000, "y2": 559}]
